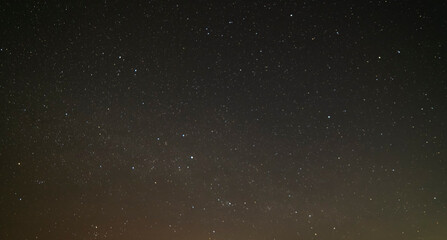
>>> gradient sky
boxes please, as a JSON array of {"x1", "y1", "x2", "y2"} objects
[{"x1": 1, "y1": 1, "x2": 446, "y2": 239}]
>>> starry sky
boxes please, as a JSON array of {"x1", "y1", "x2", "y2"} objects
[{"x1": 1, "y1": 1, "x2": 447, "y2": 239}]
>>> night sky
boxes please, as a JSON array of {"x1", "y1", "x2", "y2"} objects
[{"x1": 1, "y1": 1, "x2": 447, "y2": 239}]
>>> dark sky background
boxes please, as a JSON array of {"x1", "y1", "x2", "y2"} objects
[{"x1": 1, "y1": 1, "x2": 447, "y2": 239}]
